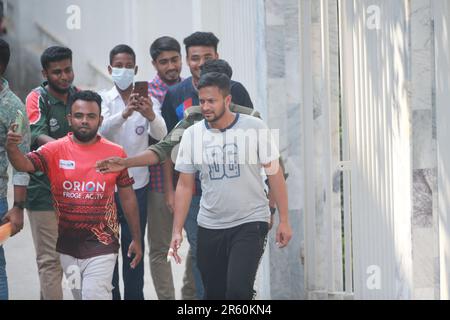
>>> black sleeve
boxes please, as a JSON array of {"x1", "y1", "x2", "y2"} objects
[
  {"x1": 161, "y1": 89, "x2": 178, "y2": 132},
  {"x1": 230, "y1": 82, "x2": 253, "y2": 109}
]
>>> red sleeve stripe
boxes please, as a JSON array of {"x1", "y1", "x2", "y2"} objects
[
  {"x1": 26, "y1": 90, "x2": 42, "y2": 125},
  {"x1": 26, "y1": 152, "x2": 47, "y2": 173},
  {"x1": 117, "y1": 175, "x2": 135, "y2": 188}
]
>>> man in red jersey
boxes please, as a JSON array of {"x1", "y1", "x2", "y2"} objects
[{"x1": 6, "y1": 90, "x2": 142, "y2": 300}]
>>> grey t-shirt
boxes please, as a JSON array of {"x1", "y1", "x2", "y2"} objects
[{"x1": 175, "y1": 113, "x2": 280, "y2": 229}]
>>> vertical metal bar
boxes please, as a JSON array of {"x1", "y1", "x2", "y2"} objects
[
  {"x1": 253, "y1": 0, "x2": 271, "y2": 300},
  {"x1": 352, "y1": 0, "x2": 364, "y2": 297},
  {"x1": 337, "y1": 0, "x2": 355, "y2": 295},
  {"x1": 300, "y1": 0, "x2": 317, "y2": 297},
  {"x1": 320, "y1": 0, "x2": 335, "y2": 294},
  {"x1": 432, "y1": 0, "x2": 450, "y2": 300}
]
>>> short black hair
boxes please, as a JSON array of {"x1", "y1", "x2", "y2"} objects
[
  {"x1": 68, "y1": 90, "x2": 102, "y2": 114},
  {"x1": 109, "y1": 44, "x2": 136, "y2": 65},
  {"x1": 183, "y1": 31, "x2": 219, "y2": 56},
  {"x1": 200, "y1": 59, "x2": 232, "y2": 78},
  {"x1": 40, "y1": 46, "x2": 72, "y2": 70},
  {"x1": 0, "y1": 39, "x2": 10, "y2": 72},
  {"x1": 197, "y1": 72, "x2": 230, "y2": 97},
  {"x1": 149, "y1": 36, "x2": 181, "y2": 61}
]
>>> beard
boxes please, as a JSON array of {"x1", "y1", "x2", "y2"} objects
[
  {"x1": 47, "y1": 79, "x2": 71, "y2": 94},
  {"x1": 204, "y1": 103, "x2": 226, "y2": 123},
  {"x1": 73, "y1": 128, "x2": 98, "y2": 142},
  {"x1": 162, "y1": 70, "x2": 180, "y2": 85}
]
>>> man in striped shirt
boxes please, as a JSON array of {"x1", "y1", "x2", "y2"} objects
[{"x1": 147, "y1": 36, "x2": 197, "y2": 300}]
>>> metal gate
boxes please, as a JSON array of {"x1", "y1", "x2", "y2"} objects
[{"x1": 301, "y1": 0, "x2": 413, "y2": 299}]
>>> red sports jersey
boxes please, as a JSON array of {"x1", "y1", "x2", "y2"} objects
[{"x1": 26, "y1": 133, "x2": 134, "y2": 259}]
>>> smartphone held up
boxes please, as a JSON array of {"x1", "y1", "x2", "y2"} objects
[
  {"x1": 14, "y1": 109, "x2": 25, "y2": 134},
  {"x1": 132, "y1": 81, "x2": 149, "y2": 98}
]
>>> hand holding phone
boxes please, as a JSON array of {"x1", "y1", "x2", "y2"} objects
[
  {"x1": 132, "y1": 81, "x2": 149, "y2": 98},
  {"x1": 14, "y1": 109, "x2": 24, "y2": 134}
]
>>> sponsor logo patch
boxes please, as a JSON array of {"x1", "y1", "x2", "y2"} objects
[{"x1": 59, "y1": 160, "x2": 75, "y2": 170}]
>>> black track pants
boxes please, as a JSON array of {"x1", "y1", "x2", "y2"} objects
[{"x1": 197, "y1": 221, "x2": 269, "y2": 300}]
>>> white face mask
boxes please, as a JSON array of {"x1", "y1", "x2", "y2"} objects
[{"x1": 111, "y1": 67, "x2": 135, "y2": 90}]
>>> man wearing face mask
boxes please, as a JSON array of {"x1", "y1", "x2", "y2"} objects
[
  {"x1": 99, "y1": 44, "x2": 167, "y2": 300},
  {"x1": 25, "y1": 46, "x2": 78, "y2": 300}
]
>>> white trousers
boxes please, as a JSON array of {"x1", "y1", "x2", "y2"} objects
[{"x1": 60, "y1": 253, "x2": 117, "y2": 300}]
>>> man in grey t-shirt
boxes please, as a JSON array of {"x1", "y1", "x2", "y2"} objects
[{"x1": 169, "y1": 72, "x2": 292, "y2": 300}]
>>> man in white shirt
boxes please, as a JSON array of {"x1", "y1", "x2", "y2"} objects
[
  {"x1": 99, "y1": 44, "x2": 167, "y2": 300},
  {"x1": 169, "y1": 72, "x2": 292, "y2": 299}
]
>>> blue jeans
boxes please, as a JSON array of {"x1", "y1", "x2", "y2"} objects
[
  {"x1": 0, "y1": 197, "x2": 8, "y2": 300},
  {"x1": 184, "y1": 195, "x2": 204, "y2": 299},
  {"x1": 112, "y1": 186, "x2": 148, "y2": 300}
]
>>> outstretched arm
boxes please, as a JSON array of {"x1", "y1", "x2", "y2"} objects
[
  {"x1": 148, "y1": 117, "x2": 193, "y2": 163},
  {"x1": 96, "y1": 149, "x2": 161, "y2": 173},
  {"x1": 96, "y1": 115, "x2": 196, "y2": 174},
  {"x1": 6, "y1": 124, "x2": 35, "y2": 173}
]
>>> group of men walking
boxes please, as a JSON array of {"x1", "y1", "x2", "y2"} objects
[{"x1": 0, "y1": 31, "x2": 292, "y2": 300}]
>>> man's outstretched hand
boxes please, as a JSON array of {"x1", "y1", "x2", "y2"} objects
[{"x1": 96, "y1": 157, "x2": 126, "y2": 173}]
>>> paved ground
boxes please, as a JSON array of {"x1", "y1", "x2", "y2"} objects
[{"x1": 3, "y1": 175, "x2": 190, "y2": 300}]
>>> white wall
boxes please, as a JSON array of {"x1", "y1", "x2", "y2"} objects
[
  {"x1": 14, "y1": 0, "x2": 195, "y2": 90},
  {"x1": 13, "y1": 0, "x2": 259, "y2": 102}
]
